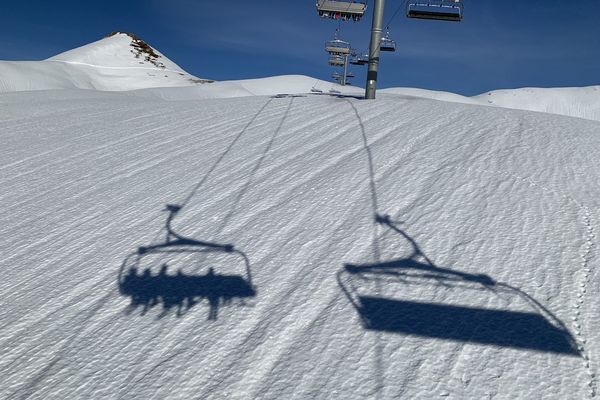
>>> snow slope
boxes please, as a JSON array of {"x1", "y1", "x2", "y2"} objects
[
  {"x1": 1, "y1": 88, "x2": 599, "y2": 399},
  {"x1": 0, "y1": 33, "x2": 207, "y2": 92},
  {"x1": 380, "y1": 86, "x2": 600, "y2": 122},
  {"x1": 131, "y1": 75, "x2": 363, "y2": 101},
  {"x1": 474, "y1": 86, "x2": 600, "y2": 122}
]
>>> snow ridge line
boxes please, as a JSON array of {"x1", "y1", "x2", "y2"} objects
[{"x1": 469, "y1": 166, "x2": 597, "y2": 398}]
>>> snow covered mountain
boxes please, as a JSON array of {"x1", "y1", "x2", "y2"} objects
[
  {"x1": 1, "y1": 35, "x2": 600, "y2": 399},
  {"x1": 1, "y1": 32, "x2": 599, "y2": 121},
  {"x1": 0, "y1": 32, "x2": 209, "y2": 92}
]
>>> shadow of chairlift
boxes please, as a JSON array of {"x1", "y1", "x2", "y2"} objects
[
  {"x1": 337, "y1": 214, "x2": 579, "y2": 355},
  {"x1": 118, "y1": 204, "x2": 256, "y2": 320}
]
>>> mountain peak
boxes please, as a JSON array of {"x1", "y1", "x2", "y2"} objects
[
  {"x1": 0, "y1": 32, "x2": 211, "y2": 92},
  {"x1": 106, "y1": 32, "x2": 165, "y2": 69}
]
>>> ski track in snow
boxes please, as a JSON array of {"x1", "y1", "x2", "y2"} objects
[{"x1": 1, "y1": 91, "x2": 599, "y2": 399}]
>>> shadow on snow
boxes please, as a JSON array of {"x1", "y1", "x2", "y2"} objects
[
  {"x1": 338, "y1": 214, "x2": 579, "y2": 355},
  {"x1": 119, "y1": 205, "x2": 256, "y2": 320}
]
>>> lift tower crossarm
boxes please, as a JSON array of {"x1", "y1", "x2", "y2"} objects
[{"x1": 365, "y1": 0, "x2": 385, "y2": 99}]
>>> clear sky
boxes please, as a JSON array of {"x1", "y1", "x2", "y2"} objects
[{"x1": 1, "y1": 0, "x2": 599, "y2": 95}]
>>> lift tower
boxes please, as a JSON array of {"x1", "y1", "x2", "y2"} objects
[{"x1": 365, "y1": 0, "x2": 385, "y2": 99}]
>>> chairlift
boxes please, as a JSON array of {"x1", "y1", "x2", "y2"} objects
[
  {"x1": 325, "y1": 38, "x2": 351, "y2": 55},
  {"x1": 316, "y1": 0, "x2": 367, "y2": 22},
  {"x1": 328, "y1": 54, "x2": 346, "y2": 66},
  {"x1": 346, "y1": 71, "x2": 355, "y2": 78},
  {"x1": 356, "y1": 52, "x2": 369, "y2": 65},
  {"x1": 406, "y1": 0, "x2": 463, "y2": 22},
  {"x1": 349, "y1": 50, "x2": 368, "y2": 65},
  {"x1": 380, "y1": 31, "x2": 396, "y2": 52}
]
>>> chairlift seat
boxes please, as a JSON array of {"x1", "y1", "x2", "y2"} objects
[
  {"x1": 407, "y1": 0, "x2": 463, "y2": 22},
  {"x1": 328, "y1": 55, "x2": 345, "y2": 66},
  {"x1": 325, "y1": 39, "x2": 351, "y2": 55},
  {"x1": 356, "y1": 53, "x2": 369, "y2": 65},
  {"x1": 317, "y1": 0, "x2": 367, "y2": 21},
  {"x1": 380, "y1": 37, "x2": 396, "y2": 52}
]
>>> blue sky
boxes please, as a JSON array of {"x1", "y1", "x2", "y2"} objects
[{"x1": 1, "y1": 0, "x2": 599, "y2": 95}]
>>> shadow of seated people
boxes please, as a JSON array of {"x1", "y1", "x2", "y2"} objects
[
  {"x1": 338, "y1": 214, "x2": 579, "y2": 355},
  {"x1": 120, "y1": 264, "x2": 256, "y2": 320},
  {"x1": 119, "y1": 204, "x2": 256, "y2": 320}
]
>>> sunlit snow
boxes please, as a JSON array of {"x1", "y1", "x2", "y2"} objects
[{"x1": 0, "y1": 34, "x2": 598, "y2": 400}]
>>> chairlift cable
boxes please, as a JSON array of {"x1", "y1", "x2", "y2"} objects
[
  {"x1": 148, "y1": 98, "x2": 275, "y2": 244},
  {"x1": 385, "y1": 0, "x2": 409, "y2": 29}
]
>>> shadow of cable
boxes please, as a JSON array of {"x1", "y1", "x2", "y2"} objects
[
  {"x1": 338, "y1": 214, "x2": 579, "y2": 355},
  {"x1": 118, "y1": 205, "x2": 255, "y2": 320}
]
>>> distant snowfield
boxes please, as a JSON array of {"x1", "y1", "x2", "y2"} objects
[{"x1": 1, "y1": 35, "x2": 599, "y2": 399}]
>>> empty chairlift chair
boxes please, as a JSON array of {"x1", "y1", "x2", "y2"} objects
[
  {"x1": 325, "y1": 38, "x2": 351, "y2": 55},
  {"x1": 329, "y1": 54, "x2": 346, "y2": 66},
  {"x1": 406, "y1": 0, "x2": 463, "y2": 22},
  {"x1": 380, "y1": 32, "x2": 396, "y2": 52},
  {"x1": 349, "y1": 49, "x2": 369, "y2": 65},
  {"x1": 316, "y1": 0, "x2": 367, "y2": 22}
]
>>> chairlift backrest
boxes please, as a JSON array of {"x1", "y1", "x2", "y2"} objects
[{"x1": 407, "y1": 0, "x2": 463, "y2": 22}]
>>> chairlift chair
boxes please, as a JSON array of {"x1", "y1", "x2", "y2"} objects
[
  {"x1": 380, "y1": 32, "x2": 396, "y2": 52},
  {"x1": 325, "y1": 38, "x2": 351, "y2": 55},
  {"x1": 328, "y1": 54, "x2": 346, "y2": 66},
  {"x1": 356, "y1": 52, "x2": 369, "y2": 65},
  {"x1": 316, "y1": 0, "x2": 367, "y2": 22},
  {"x1": 406, "y1": 0, "x2": 463, "y2": 22}
]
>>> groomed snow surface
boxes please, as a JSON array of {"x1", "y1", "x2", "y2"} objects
[
  {"x1": 1, "y1": 34, "x2": 600, "y2": 399},
  {"x1": 1, "y1": 88, "x2": 599, "y2": 399}
]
